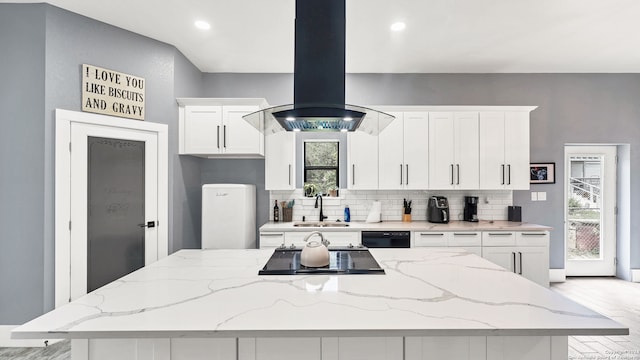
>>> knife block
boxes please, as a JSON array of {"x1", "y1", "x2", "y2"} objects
[
  {"x1": 402, "y1": 214, "x2": 412, "y2": 222},
  {"x1": 282, "y1": 208, "x2": 292, "y2": 222}
]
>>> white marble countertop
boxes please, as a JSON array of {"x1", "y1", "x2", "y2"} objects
[
  {"x1": 260, "y1": 220, "x2": 552, "y2": 232},
  {"x1": 13, "y1": 248, "x2": 625, "y2": 339}
]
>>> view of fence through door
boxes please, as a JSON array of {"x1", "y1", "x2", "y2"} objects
[
  {"x1": 87, "y1": 137, "x2": 145, "y2": 292},
  {"x1": 565, "y1": 145, "x2": 616, "y2": 276}
]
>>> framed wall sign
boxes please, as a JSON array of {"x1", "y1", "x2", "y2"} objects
[{"x1": 530, "y1": 163, "x2": 555, "y2": 184}]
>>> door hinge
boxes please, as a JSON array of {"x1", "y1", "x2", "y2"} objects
[
  {"x1": 615, "y1": 155, "x2": 618, "y2": 164},
  {"x1": 68, "y1": 221, "x2": 71, "y2": 231},
  {"x1": 615, "y1": 206, "x2": 618, "y2": 215},
  {"x1": 69, "y1": 142, "x2": 71, "y2": 152},
  {"x1": 614, "y1": 257, "x2": 618, "y2": 266}
]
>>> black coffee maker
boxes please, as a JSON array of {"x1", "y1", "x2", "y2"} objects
[{"x1": 463, "y1": 196, "x2": 479, "y2": 222}]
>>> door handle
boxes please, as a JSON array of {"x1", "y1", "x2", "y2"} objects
[
  {"x1": 512, "y1": 252, "x2": 516, "y2": 273},
  {"x1": 451, "y1": 164, "x2": 454, "y2": 185},
  {"x1": 456, "y1": 164, "x2": 460, "y2": 185},
  {"x1": 507, "y1": 164, "x2": 511, "y2": 185},
  {"x1": 400, "y1": 164, "x2": 403, "y2": 185},
  {"x1": 288, "y1": 164, "x2": 292, "y2": 186},
  {"x1": 518, "y1": 252, "x2": 523, "y2": 275},
  {"x1": 352, "y1": 164, "x2": 356, "y2": 185},
  {"x1": 138, "y1": 221, "x2": 156, "y2": 228},
  {"x1": 405, "y1": 164, "x2": 409, "y2": 185},
  {"x1": 501, "y1": 164, "x2": 505, "y2": 185},
  {"x1": 216, "y1": 126, "x2": 220, "y2": 149},
  {"x1": 223, "y1": 125, "x2": 227, "y2": 148}
]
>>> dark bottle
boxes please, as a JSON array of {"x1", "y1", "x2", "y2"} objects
[{"x1": 273, "y1": 200, "x2": 279, "y2": 222}]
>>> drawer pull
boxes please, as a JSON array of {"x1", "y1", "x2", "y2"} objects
[
  {"x1": 453, "y1": 233, "x2": 478, "y2": 236},
  {"x1": 420, "y1": 233, "x2": 444, "y2": 236},
  {"x1": 261, "y1": 233, "x2": 284, "y2": 237},
  {"x1": 521, "y1": 233, "x2": 546, "y2": 236},
  {"x1": 487, "y1": 233, "x2": 513, "y2": 236}
]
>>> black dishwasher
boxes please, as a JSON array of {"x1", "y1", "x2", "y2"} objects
[{"x1": 361, "y1": 231, "x2": 411, "y2": 248}]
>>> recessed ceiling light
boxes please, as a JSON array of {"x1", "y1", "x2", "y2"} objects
[
  {"x1": 343, "y1": 117, "x2": 353, "y2": 121},
  {"x1": 293, "y1": 128, "x2": 301, "y2": 132},
  {"x1": 286, "y1": 117, "x2": 296, "y2": 121},
  {"x1": 340, "y1": 129, "x2": 348, "y2": 132},
  {"x1": 194, "y1": 20, "x2": 211, "y2": 30},
  {"x1": 390, "y1": 22, "x2": 406, "y2": 32}
]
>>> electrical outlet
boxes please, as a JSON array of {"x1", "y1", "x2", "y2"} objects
[
  {"x1": 538, "y1": 192, "x2": 547, "y2": 201},
  {"x1": 531, "y1": 192, "x2": 538, "y2": 201}
]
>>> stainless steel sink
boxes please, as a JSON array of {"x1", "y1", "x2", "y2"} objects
[{"x1": 293, "y1": 222, "x2": 349, "y2": 228}]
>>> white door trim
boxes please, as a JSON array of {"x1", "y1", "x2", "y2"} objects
[{"x1": 55, "y1": 109, "x2": 168, "y2": 308}]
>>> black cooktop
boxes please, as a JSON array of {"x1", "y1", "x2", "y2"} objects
[{"x1": 259, "y1": 248, "x2": 385, "y2": 275}]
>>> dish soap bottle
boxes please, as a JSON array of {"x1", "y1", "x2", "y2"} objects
[
  {"x1": 273, "y1": 200, "x2": 279, "y2": 222},
  {"x1": 344, "y1": 205, "x2": 350, "y2": 223}
]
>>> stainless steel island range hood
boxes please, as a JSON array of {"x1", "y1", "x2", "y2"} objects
[{"x1": 244, "y1": 0, "x2": 393, "y2": 134}]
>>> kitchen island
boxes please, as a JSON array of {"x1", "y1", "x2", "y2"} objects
[{"x1": 13, "y1": 248, "x2": 627, "y2": 360}]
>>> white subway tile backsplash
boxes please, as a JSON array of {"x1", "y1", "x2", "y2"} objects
[{"x1": 269, "y1": 190, "x2": 513, "y2": 222}]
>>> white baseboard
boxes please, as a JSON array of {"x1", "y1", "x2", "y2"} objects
[
  {"x1": 632, "y1": 269, "x2": 640, "y2": 283},
  {"x1": 0, "y1": 325, "x2": 55, "y2": 347},
  {"x1": 549, "y1": 269, "x2": 566, "y2": 283}
]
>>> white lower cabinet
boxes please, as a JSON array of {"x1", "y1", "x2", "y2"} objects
[
  {"x1": 238, "y1": 338, "x2": 321, "y2": 360},
  {"x1": 322, "y1": 337, "x2": 403, "y2": 360},
  {"x1": 405, "y1": 336, "x2": 487, "y2": 360},
  {"x1": 482, "y1": 231, "x2": 550, "y2": 287},
  {"x1": 285, "y1": 231, "x2": 359, "y2": 248},
  {"x1": 259, "y1": 232, "x2": 285, "y2": 248},
  {"x1": 412, "y1": 232, "x2": 481, "y2": 257}
]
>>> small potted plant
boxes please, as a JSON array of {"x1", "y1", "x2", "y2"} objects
[
  {"x1": 303, "y1": 183, "x2": 318, "y2": 197},
  {"x1": 328, "y1": 186, "x2": 339, "y2": 197}
]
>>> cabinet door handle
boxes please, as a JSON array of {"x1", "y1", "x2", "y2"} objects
[
  {"x1": 217, "y1": 126, "x2": 221, "y2": 149},
  {"x1": 501, "y1": 164, "x2": 505, "y2": 185},
  {"x1": 288, "y1": 164, "x2": 292, "y2": 186},
  {"x1": 223, "y1": 125, "x2": 227, "y2": 148},
  {"x1": 261, "y1": 233, "x2": 284, "y2": 237},
  {"x1": 456, "y1": 164, "x2": 460, "y2": 185},
  {"x1": 451, "y1": 164, "x2": 454, "y2": 185},
  {"x1": 420, "y1": 233, "x2": 444, "y2": 236},
  {"x1": 405, "y1": 164, "x2": 409, "y2": 185},
  {"x1": 453, "y1": 233, "x2": 478, "y2": 236},
  {"x1": 352, "y1": 164, "x2": 355, "y2": 185},
  {"x1": 400, "y1": 164, "x2": 403, "y2": 185},
  {"x1": 488, "y1": 233, "x2": 513, "y2": 236},
  {"x1": 518, "y1": 252, "x2": 523, "y2": 275},
  {"x1": 507, "y1": 164, "x2": 511, "y2": 185},
  {"x1": 512, "y1": 252, "x2": 517, "y2": 273},
  {"x1": 521, "y1": 232, "x2": 546, "y2": 236}
]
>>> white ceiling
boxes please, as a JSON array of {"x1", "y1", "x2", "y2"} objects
[{"x1": 5, "y1": 0, "x2": 640, "y2": 73}]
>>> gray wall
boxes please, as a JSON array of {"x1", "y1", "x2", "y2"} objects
[
  {"x1": 0, "y1": 4, "x2": 47, "y2": 325},
  {"x1": 204, "y1": 73, "x2": 640, "y2": 270},
  {"x1": 0, "y1": 4, "x2": 204, "y2": 324}
]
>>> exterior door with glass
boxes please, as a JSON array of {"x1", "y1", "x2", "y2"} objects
[{"x1": 565, "y1": 145, "x2": 617, "y2": 276}]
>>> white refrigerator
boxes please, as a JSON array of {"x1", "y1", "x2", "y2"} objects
[{"x1": 202, "y1": 184, "x2": 256, "y2": 249}]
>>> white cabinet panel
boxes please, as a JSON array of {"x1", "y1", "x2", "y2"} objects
[
  {"x1": 265, "y1": 131, "x2": 295, "y2": 190},
  {"x1": 348, "y1": 131, "x2": 378, "y2": 190},
  {"x1": 183, "y1": 106, "x2": 223, "y2": 154},
  {"x1": 405, "y1": 336, "x2": 487, "y2": 360},
  {"x1": 171, "y1": 339, "x2": 236, "y2": 360},
  {"x1": 223, "y1": 106, "x2": 262, "y2": 155},
  {"x1": 403, "y1": 112, "x2": 429, "y2": 189},
  {"x1": 259, "y1": 232, "x2": 285, "y2": 249},
  {"x1": 487, "y1": 336, "x2": 551, "y2": 360},
  {"x1": 248, "y1": 338, "x2": 321, "y2": 360},
  {"x1": 413, "y1": 231, "x2": 450, "y2": 247},
  {"x1": 479, "y1": 111, "x2": 530, "y2": 190},
  {"x1": 429, "y1": 112, "x2": 479, "y2": 189},
  {"x1": 378, "y1": 112, "x2": 405, "y2": 189},
  {"x1": 450, "y1": 232, "x2": 482, "y2": 247}
]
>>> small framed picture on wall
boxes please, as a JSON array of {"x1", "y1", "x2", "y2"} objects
[{"x1": 530, "y1": 163, "x2": 555, "y2": 184}]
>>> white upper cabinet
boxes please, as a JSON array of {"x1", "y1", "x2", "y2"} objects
[
  {"x1": 177, "y1": 98, "x2": 266, "y2": 158},
  {"x1": 348, "y1": 130, "x2": 378, "y2": 190},
  {"x1": 428, "y1": 112, "x2": 479, "y2": 189},
  {"x1": 479, "y1": 111, "x2": 530, "y2": 190},
  {"x1": 378, "y1": 112, "x2": 429, "y2": 190},
  {"x1": 265, "y1": 130, "x2": 296, "y2": 190}
]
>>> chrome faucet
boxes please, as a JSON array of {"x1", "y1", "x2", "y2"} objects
[{"x1": 315, "y1": 194, "x2": 328, "y2": 222}]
